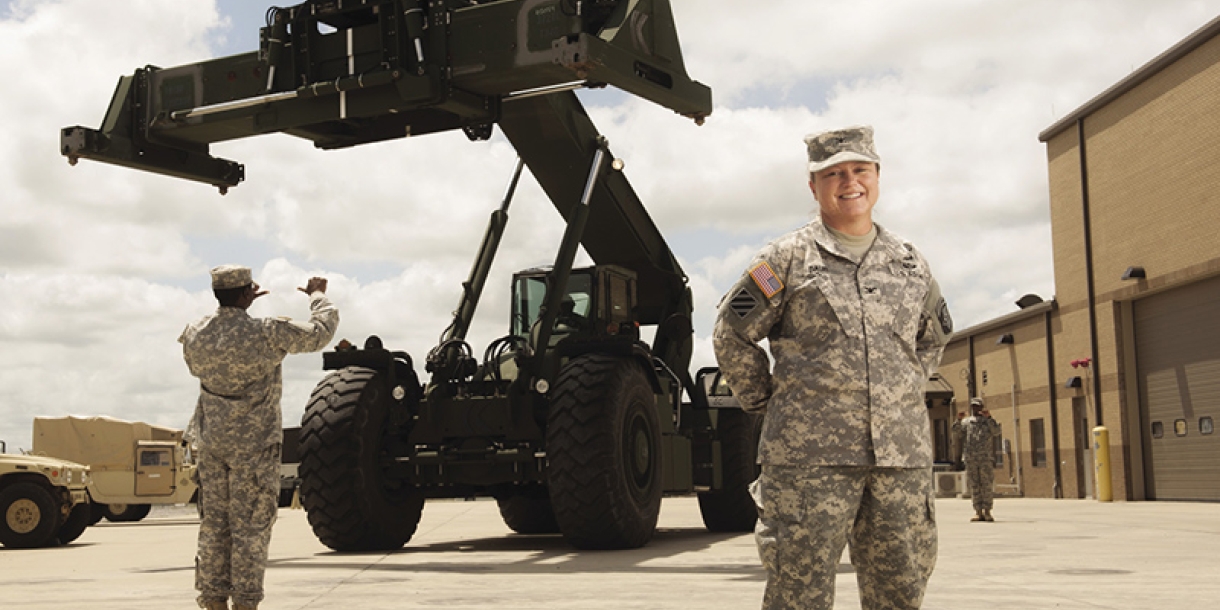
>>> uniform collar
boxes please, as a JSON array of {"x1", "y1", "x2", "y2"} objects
[{"x1": 810, "y1": 218, "x2": 907, "y2": 264}]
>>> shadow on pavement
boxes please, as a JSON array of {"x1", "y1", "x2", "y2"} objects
[{"x1": 267, "y1": 526, "x2": 768, "y2": 579}]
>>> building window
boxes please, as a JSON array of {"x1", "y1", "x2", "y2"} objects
[
  {"x1": 1201, "y1": 417, "x2": 1214, "y2": 435},
  {"x1": 1174, "y1": 419, "x2": 1188, "y2": 437},
  {"x1": 1030, "y1": 418, "x2": 1047, "y2": 467},
  {"x1": 1151, "y1": 421, "x2": 1164, "y2": 439},
  {"x1": 993, "y1": 435, "x2": 1004, "y2": 467}
]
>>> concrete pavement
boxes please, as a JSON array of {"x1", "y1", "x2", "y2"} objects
[{"x1": 1, "y1": 496, "x2": 1216, "y2": 609}]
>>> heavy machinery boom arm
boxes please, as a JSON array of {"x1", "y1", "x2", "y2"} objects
[
  {"x1": 61, "y1": 0, "x2": 710, "y2": 192},
  {"x1": 499, "y1": 91, "x2": 693, "y2": 375},
  {"x1": 61, "y1": 0, "x2": 706, "y2": 382}
]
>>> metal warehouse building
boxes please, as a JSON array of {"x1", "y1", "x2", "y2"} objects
[{"x1": 933, "y1": 15, "x2": 1220, "y2": 502}]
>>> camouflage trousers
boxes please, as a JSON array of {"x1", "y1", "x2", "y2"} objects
[
  {"x1": 196, "y1": 443, "x2": 280, "y2": 608},
  {"x1": 750, "y1": 465, "x2": 937, "y2": 610},
  {"x1": 964, "y1": 459, "x2": 995, "y2": 511}
]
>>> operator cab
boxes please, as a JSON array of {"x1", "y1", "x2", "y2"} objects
[{"x1": 511, "y1": 264, "x2": 639, "y2": 349}]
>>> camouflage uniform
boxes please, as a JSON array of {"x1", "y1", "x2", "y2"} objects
[
  {"x1": 180, "y1": 265, "x2": 338, "y2": 609},
  {"x1": 952, "y1": 411, "x2": 1002, "y2": 514},
  {"x1": 714, "y1": 131, "x2": 952, "y2": 607}
]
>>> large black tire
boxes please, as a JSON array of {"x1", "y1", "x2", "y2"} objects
[
  {"x1": 102, "y1": 503, "x2": 151, "y2": 522},
  {"x1": 56, "y1": 503, "x2": 92, "y2": 545},
  {"x1": 0, "y1": 481, "x2": 63, "y2": 548},
  {"x1": 546, "y1": 354, "x2": 663, "y2": 550},
  {"x1": 299, "y1": 367, "x2": 424, "y2": 552},
  {"x1": 697, "y1": 409, "x2": 763, "y2": 532},
  {"x1": 87, "y1": 502, "x2": 105, "y2": 526},
  {"x1": 496, "y1": 486, "x2": 560, "y2": 534}
]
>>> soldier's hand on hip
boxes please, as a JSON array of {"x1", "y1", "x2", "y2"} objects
[{"x1": 299, "y1": 277, "x2": 328, "y2": 295}]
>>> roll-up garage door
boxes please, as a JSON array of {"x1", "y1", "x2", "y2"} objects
[{"x1": 1133, "y1": 276, "x2": 1220, "y2": 501}]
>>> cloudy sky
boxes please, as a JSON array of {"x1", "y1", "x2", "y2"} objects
[{"x1": 1, "y1": 0, "x2": 1217, "y2": 452}]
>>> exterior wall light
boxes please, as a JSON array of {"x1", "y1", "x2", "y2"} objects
[
  {"x1": 1122, "y1": 266, "x2": 1146, "y2": 280},
  {"x1": 1015, "y1": 294, "x2": 1044, "y2": 309}
]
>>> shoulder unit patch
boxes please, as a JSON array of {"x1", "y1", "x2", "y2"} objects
[
  {"x1": 937, "y1": 298, "x2": 953, "y2": 334},
  {"x1": 728, "y1": 288, "x2": 759, "y2": 319}
]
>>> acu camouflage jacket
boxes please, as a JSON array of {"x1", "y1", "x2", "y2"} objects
[
  {"x1": 952, "y1": 415, "x2": 1002, "y2": 463},
  {"x1": 713, "y1": 219, "x2": 952, "y2": 468},
  {"x1": 180, "y1": 292, "x2": 338, "y2": 457}
]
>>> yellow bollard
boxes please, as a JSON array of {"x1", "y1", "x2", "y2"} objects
[{"x1": 1092, "y1": 426, "x2": 1112, "y2": 502}]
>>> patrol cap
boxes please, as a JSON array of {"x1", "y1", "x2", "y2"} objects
[
  {"x1": 804, "y1": 125, "x2": 880, "y2": 174},
  {"x1": 969, "y1": 398, "x2": 984, "y2": 409},
  {"x1": 210, "y1": 264, "x2": 253, "y2": 290}
]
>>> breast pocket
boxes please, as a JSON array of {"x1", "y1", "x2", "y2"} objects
[
  {"x1": 782, "y1": 279, "x2": 846, "y2": 346},
  {"x1": 890, "y1": 270, "x2": 929, "y2": 342},
  {"x1": 875, "y1": 272, "x2": 928, "y2": 374}
]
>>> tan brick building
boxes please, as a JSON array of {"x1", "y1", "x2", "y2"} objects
[{"x1": 935, "y1": 15, "x2": 1220, "y2": 501}]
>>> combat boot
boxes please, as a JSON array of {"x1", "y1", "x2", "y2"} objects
[
  {"x1": 200, "y1": 600, "x2": 228, "y2": 610},
  {"x1": 970, "y1": 510, "x2": 983, "y2": 522},
  {"x1": 983, "y1": 509, "x2": 994, "y2": 522},
  {"x1": 232, "y1": 603, "x2": 258, "y2": 610}
]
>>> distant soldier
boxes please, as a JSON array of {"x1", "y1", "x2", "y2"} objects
[
  {"x1": 952, "y1": 398, "x2": 1002, "y2": 522},
  {"x1": 180, "y1": 265, "x2": 338, "y2": 610},
  {"x1": 714, "y1": 126, "x2": 953, "y2": 610},
  {"x1": 951, "y1": 411, "x2": 967, "y2": 469}
]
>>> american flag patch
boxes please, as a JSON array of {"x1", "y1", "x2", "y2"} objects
[{"x1": 749, "y1": 262, "x2": 784, "y2": 298}]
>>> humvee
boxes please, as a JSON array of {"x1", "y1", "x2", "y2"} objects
[
  {"x1": 0, "y1": 441, "x2": 92, "y2": 548},
  {"x1": 32, "y1": 416, "x2": 198, "y2": 523}
]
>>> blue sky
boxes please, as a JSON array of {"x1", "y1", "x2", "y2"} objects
[{"x1": 2, "y1": 0, "x2": 1218, "y2": 450}]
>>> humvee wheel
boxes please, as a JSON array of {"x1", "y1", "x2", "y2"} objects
[
  {"x1": 299, "y1": 367, "x2": 424, "y2": 552},
  {"x1": 697, "y1": 409, "x2": 763, "y2": 532},
  {"x1": 547, "y1": 354, "x2": 662, "y2": 549},
  {"x1": 496, "y1": 486, "x2": 560, "y2": 534},
  {"x1": 0, "y1": 481, "x2": 62, "y2": 548},
  {"x1": 56, "y1": 502, "x2": 92, "y2": 545},
  {"x1": 102, "y1": 503, "x2": 151, "y2": 522},
  {"x1": 87, "y1": 502, "x2": 104, "y2": 525}
]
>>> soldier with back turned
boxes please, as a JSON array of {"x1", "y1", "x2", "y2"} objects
[{"x1": 180, "y1": 265, "x2": 338, "y2": 610}]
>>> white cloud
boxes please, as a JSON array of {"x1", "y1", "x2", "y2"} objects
[{"x1": 2, "y1": 0, "x2": 1216, "y2": 449}]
